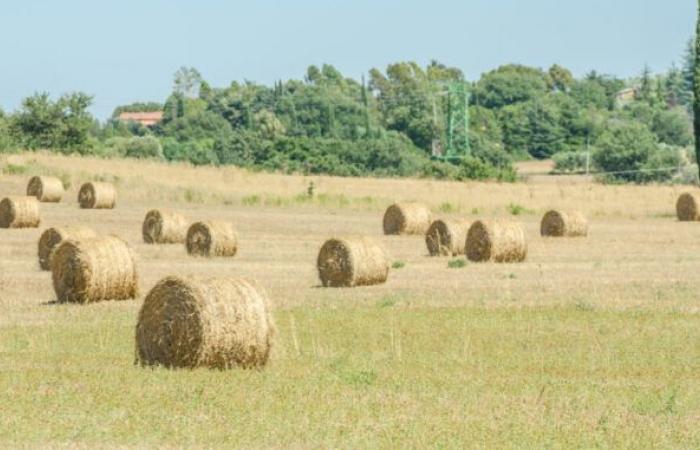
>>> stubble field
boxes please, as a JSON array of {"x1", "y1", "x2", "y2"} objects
[{"x1": 2, "y1": 152, "x2": 700, "y2": 448}]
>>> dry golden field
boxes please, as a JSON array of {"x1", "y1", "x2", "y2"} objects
[{"x1": 2, "y1": 152, "x2": 700, "y2": 448}]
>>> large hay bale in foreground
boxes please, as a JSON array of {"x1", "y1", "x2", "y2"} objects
[
  {"x1": 317, "y1": 237, "x2": 389, "y2": 287},
  {"x1": 466, "y1": 220, "x2": 527, "y2": 263},
  {"x1": 51, "y1": 236, "x2": 138, "y2": 303},
  {"x1": 78, "y1": 182, "x2": 116, "y2": 209},
  {"x1": 26, "y1": 176, "x2": 64, "y2": 203},
  {"x1": 540, "y1": 210, "x2": 588, "y2": 237},
  {"x1": 383, "y1": 202, "x2": 432, "y2": 235},
  {"x1": 425, "y1": 219, "x2": 471, "y2": 256},
  {"x1": 186, "y1": 221, "x2": 238, "y2": 257},
  {"x1": 676, "y1": 192, "x2": 700, "y2": 221},
  {"x1": 135, "y1": 276, "x2": 275, "y2": 369},
  {"x1": 142, "y1": 209, "x2": 189, "y2": 244},
  {"x1": 37, "y1": 226, "x2": 98, "y2": 271},
  {"x1": 0, "y1": 196, "x2": 40, "y2": 229}
]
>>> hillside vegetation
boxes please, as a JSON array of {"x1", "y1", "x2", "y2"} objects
[{"x1": 0, "y1": 54, "x2": 696, "y2": 183}]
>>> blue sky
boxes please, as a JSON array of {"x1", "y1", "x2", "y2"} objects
[{"x1": 0, "y1": 0, "x2": 694, "y2": 119}]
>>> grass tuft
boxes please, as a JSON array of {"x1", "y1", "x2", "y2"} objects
[{"x1": 448, "y1": 258, "x2": 467, "y2": 269}]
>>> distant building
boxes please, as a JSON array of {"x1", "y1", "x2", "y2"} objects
[
  {"x1": 117, "y1": 111, "x2": 164, "y2": 127},
  {"x1": 614, "y1": 88, "x2": 637, "y2": 107}
]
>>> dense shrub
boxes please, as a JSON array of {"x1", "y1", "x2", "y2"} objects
[
  {"x1": 552, "y1": 151, "x2": 588, "y2": 173},
  {"x1": 105, "y1": 136, "x2": 164, "y2": 159}
]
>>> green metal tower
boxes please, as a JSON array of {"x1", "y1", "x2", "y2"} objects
[{"x1": 444, "y1": 81, "x2": 470, "y2": 161}]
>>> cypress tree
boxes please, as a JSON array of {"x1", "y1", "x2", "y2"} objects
[
  {"x1": 361, "y1": 75, "x2": 371, "y2": 138},
  {"x1": 695, "y1": 1, "x2": 700, "y2": 181}
]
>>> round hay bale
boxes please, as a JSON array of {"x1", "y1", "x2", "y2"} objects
[
  {"x1": 425, "y1": 219, "x2": 471, "y2": 256},
  {"x1": 142, "y1": 209, "x2": 189, "y2": 244},
  {"x1": 317, "y1": 237, "x2": 389, "y2": 287},
  {"x1": 37, "y1": 225, "x2": 98, "y2": 271},
  {"x1": 135, "y1": 276, "x2": 275, "y2": 369},
  {"x1": 186, "y1": 221, "x2": 238, "y2": 257},
  {"x1": 676, "y1": 192, "x2": 700, "y2": 221},
  {"x1": 0, "y1": 196, "x2": 40, "y2": 229},
  {"x1": 51, "y1": 236, "x2": 138, "y2": 303},
  {"x1": 26, "y1": 176, "x2": 64, "y2": 203},
  {"x1": 78, "y1": 182, "x2": 116, "y2": 209},
  {"x1": 540, "y1": 210, "x2": 588, "y2": 237},
  {"x1": 383, "y1": 202, "x2": 432, "y2": 235},
  {"x1": 466, "y1": 220, "x2": 527, "y2": 263}
]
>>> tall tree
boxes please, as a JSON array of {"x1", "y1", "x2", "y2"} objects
[
  {"x1": 683, "y1": 38, "x2": 696, "y2": 110},
  {"x1": 173, "y1": 67, "x2": 203, "y2": 98},
  {"x1": 695, "y1": 3, "x2": 700, "y2": 181},
  {"x1": 665, "y1": 63, "x2": 684, "y2": 108},
  {"x1": 639, "y1": 64, "x2": 654, "y2": 104}
]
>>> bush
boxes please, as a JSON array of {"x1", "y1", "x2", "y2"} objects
[
  {"x1": 456, "y1": 156, "x2": 517, "y2": 182},
  {"x1": 552, "y1": 151, "x2": 588, "y2": 173},
  {"x1": 592, "y1": 121, "x2": 658, "y2": 183},
  {"x1": 638, "y1": 144, "x2": 684, "y2": 183},
  {"x1": 105, "y1": 136, "x2": 164, "y2": 160}
]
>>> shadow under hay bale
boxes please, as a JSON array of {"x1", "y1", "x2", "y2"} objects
[
  {"x1": 38, "y1": 226, "x2": 98, "y2": 271},
  {"x1": 676, "y1": 192, "x2": 700, "y2": 221},
  {"x1": 26, "y1": 176, "x2": 64, "y2": 203},
  {"x1": 0, "y1": 196, "x2": 40, "y2": 229},
  {"x1": 540, "y1": 210, "x2": 588, "y2": 237},
  {"x1": 142, "y1": 209, "x2": 189, "y2": 244},
  {"x1": 466, "y1": 220, "x2": 527, "y2": 263},
  {"x1": 425, "y1": 219, "x2": 471, "y2": 256},
  {"x1": 51, "y1": 236, "x2": 138, "y2": 303},
  {"x1": 135, "y1": 276, "x2": 275, "y2": 369},
  {"x1": 78, "y1": 182, "x2": 116, "y2": 209},
  {"x1": 383, "y1": 202, "x2": 432, "y2": 235},
  {"x1": 186, "y1": 221, "x2": 238, "y2": 257},
  {"x1": 317, "y1": 237, "x2": 389, "y2": 287}
]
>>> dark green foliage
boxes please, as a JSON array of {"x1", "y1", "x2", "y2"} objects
[
  {"x1": 473, "y1": 65, "x2": 549, "y2": 109},
  {"x1": 111, "y1": 102, "x2": 163, "y2": 119},
  {"x1": 12, "y1": 92, "x2": 95, "y2": 153},
  {"x1": 652, "y1": 108, "x2": 693, "y2": 147},
  {"x1": 105, "y1": 136, "x2": 164, "y2": 160},
  {"x1": 552, "y1": 151, "x2": 588, "y2": 173},
  {"x1": 592, "y1": 121, "x2": 661, "y2": 182},
  {"x1": 0, "y1": 109, "x2": 17, "y2": 153},
  {"x1": 4, "y1": 56, "x2": 697, "y2": 184},
  {"x1": 570, "y1": 79, "x2": 609, "y2": 109}
]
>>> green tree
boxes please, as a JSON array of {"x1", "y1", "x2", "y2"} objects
[
  {"x1": 652, "y1": 108, "x2": 693, "y2": 147},
  {"x1": 473, "y1": 64, "x2": 549, "y2": 109},
  {"x1": 592, "y1": 121, "x2": 658, "y2": 182},
  {"x1": 683, "y1": 38, "x2": 696, "y2": 111},
  {"x1": 369, "y1": 61, "x2": 447, "y2": 150},
  {"x1": 570, "y1": 79, "x2": 609, "y2": 109},
  {"x1": 665, "y1": 64, "x2": 685, "y2": 108},
  {"x1": 638, "y1": 64, "x2": 654, "y2": 105},
  {"x1": 547, "y1": 64, "x2": 574, "y2": 92},
  {"x1": 12, "y1": 92, "x2": 94, "y2": 153},
  {"x1": 173, "y1": 67, "x2": 203, "y2": 98}
]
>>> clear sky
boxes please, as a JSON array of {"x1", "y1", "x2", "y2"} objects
[{"x1": 0, "y1": 0, "x2": 694, "y2": 119}]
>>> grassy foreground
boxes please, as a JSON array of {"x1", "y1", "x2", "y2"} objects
[
  {"x1": 2, "y1": 153, "x2": 700, "y2": 447},
  {"x1": 2, "y1": 305, "x2": 699, "y2": 448}
]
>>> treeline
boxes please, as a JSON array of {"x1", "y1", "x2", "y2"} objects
[{"x1": 0, "y1": 49, "x2": 696, "y2": 183}]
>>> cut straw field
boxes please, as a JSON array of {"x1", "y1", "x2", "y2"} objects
[{"x1": 2, "y1": 152, "x2": 700, "y2": 447}]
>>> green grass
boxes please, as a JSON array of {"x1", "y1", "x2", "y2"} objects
[
  {"x1": 2, "y1": 306, "x2": 700, "y2": 447},
  {"x1": 448, "y1": 258, "x2": 467, "y2": 268},
  {"x1": 438, "y1": 202, "x2": 457, "y2": 213},
  {"x1": 391, "y1": 261, "x2": 406, "y2": 269},
  {"x1": 507, "y1": 202, "x2": 536, "y2": 216},
  {"x1": 237, "y1": 192, "x2": 384, "y2": 211}
]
